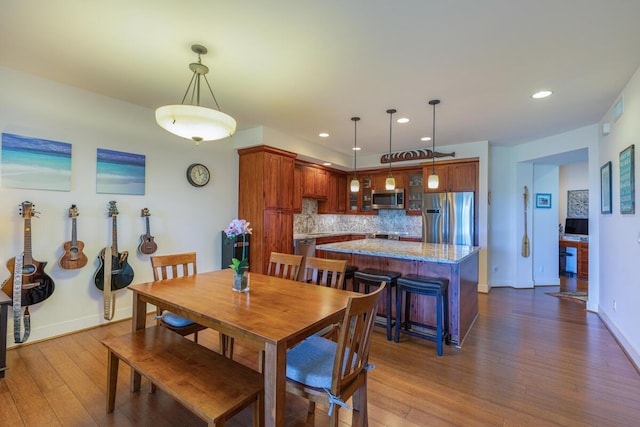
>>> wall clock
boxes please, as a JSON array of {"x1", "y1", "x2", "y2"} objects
[
  {"x1": 567, "y1": 189, "x2": 588, "y2": 218},
  {"x1": 186, "y1": 163, "x2": 210, "y2": 187}
]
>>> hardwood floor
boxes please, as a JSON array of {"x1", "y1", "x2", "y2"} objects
[{"x1": 2, "y1": 285, "x2": 639, "y2": 426}]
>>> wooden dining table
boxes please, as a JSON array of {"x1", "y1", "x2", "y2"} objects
[{"x1": 128, "y1": 268, "x2": 357, "y2": 427}]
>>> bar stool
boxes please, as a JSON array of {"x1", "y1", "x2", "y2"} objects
[
  {"x1": 343, "y1": 265, "x2": 358, "y2": 291},
  {"x1": 353, "y1": 268, "x2": 401, "y2": 340},
  {"x1": 394, "y1": 274, "x2": 449, "y2": 356}
]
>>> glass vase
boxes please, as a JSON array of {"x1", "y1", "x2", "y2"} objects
[{"x1": 232, "y1": 267, "x2": 250, "y2": 293}]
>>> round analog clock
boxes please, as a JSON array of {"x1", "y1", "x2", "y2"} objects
[{"x1": 186, "y1": 163, "x2": 210, "y2": 187}]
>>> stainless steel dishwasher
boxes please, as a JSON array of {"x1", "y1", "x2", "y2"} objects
[{"x1": 293, "y1": 238, "x2": 316, "y2": 257}]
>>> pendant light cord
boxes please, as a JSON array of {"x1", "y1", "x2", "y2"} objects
[
  {"x1": 351, "y1": 117, "x2": 360, "y2": 179},
  {"x1": 386, "y1": 109, "x2": 396, "y2": 177}
]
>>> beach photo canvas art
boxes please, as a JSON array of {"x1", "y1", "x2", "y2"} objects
[
  {"x1": 1, "y1": 133, "x2": 72, "y2": 191},
  {"x1": 96, "y1": 148, "x2": 145, "y2": 195}
]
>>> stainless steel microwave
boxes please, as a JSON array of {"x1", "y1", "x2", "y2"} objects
[{"x1": 371, "y1": 189, "x2": 405, "y2": 209}]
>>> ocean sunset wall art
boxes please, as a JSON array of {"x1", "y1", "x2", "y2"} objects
[
  {"x1": 1, "y1": 133, "x2": 72, "y2": 191},
  {"x1": 96, "y1": 148, "x2": 145, "y2": 195}
]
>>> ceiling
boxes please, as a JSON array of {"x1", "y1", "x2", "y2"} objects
[{"x1": 2, "y1": 1, "x2": 640, "y2": 160}]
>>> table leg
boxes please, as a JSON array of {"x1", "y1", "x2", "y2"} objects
[
  {"x1": 130, "y1": 292, "x2": 146, "y2": 392},
  {"x1": 263, "y1": 341, "x2": 286, "y2": 427},
  {"x1": 106, "y1": 349, "x2": 119, "y2": 412},
  {"x1": 0, "y1": 301, "x2": 8, "y2": 378}
]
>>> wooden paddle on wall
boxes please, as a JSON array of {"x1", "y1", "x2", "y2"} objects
[{"x1": 522, "y1": 186, "x2": 530, "y2": 257}]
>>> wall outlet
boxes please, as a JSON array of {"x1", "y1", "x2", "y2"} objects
[{"x1": 613, "y1": 299, "x2": 617, "y2": 311}]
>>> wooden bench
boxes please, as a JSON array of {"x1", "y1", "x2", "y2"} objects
[{"x1": 102, "y1": 326, "x2": 264, "y2": 427}]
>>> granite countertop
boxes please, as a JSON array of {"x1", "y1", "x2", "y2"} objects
[
  {"x1": 293, "y1": 232, "x2": 356, "y2": 240},
  {"x1": 316, "y1": 239, "x2": 479, "y2": 264}
]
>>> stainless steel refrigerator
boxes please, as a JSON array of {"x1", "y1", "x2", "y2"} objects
[{"x1": 422, "y1": 192, "x2": 474, "y2": 245}]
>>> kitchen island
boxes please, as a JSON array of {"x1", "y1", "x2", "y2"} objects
[{"x1": 316, "y1": 239, "x2": 480, "y2": 346}]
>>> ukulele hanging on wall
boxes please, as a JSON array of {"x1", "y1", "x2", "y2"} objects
[
  {"x1": 59, "y1": 204, "x2": 88, "y2": 269},
  {"x1": 1, "y1": 201, "x2": 56, "y2": 343},
  {"x1": 138, "y1": 208, "x2": 158, "y2": 255}
]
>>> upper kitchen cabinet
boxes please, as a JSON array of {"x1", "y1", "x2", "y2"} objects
[
  {"x1": 423, "y1": 159, "x2": 478, "y2": 193},
  {"x1": 293, "y1": 166, "x2": 302, "y2": 213},
  {"x1": 373, "y1": 170, "x2": 405, "y2": 191},
  {"x1": 406, "y1": 169, "x2": 423, "y2": 215},
  {"x1": 264, "y1": 151, "x2": 295, "y2": 210},
  {"x1": 346, "y1": 175, "x2": 375, "y2": 214},
  {"x1": 238, "y1": 146, "x2": 297, "y2": 274},
  {"x1": 301, "y1": 166, "x2": 328, "y2": 199},
  {"x1": 318, "y1": 171, "x2": 346, "y2": 214}
]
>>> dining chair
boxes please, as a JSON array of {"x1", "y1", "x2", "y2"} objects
[
  {"x1": 150, "y1": 252, "x2": 207, "y2": 343},
  {"x1": 300, "y1": 256, "x2": 347, "y2": 289},
  {"x1": 267, "y1": 252, "x2": 304, "y2": 280},
  {"x1": 285, "y1": 283, "x2": 386, "y2": 426}
]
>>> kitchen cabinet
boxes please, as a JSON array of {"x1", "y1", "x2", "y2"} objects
[
  {"x1": 318, "y1": 172, "x2": 346, "y2": 214},
  {"x1": 301, "y1": 166, "x2": 328, "y2": 199},
  {"x1": 293, "y1": 166, "x2": 302, "y2": 213},
  {"x1": 238, "y1": 146, "x2": 297, "y2": 274},
  {"x1": 346, "y1": 176, "x2": 375, "y2": 214},
  {"x1": 373, "y1": 170, "x2": 405, "y2": 191},
  {"x1": 423, "y1": 160, "x2": 477, "y2": 193},
  {"x1": 406, "y1": 169, "x2": 423, "y2": 215}
]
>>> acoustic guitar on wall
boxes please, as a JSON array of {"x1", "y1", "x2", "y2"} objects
[
  {"x1": 1, "y1": 201, "x2": 56, "y2": 306},
  {"x1": 59, "y1": 204, "x2": 88, "y2": 269},
  {"x1": 138, "y1": 208, "x2": 158, "y2": 255},
  {"x1": 94, "y1": 201, "x2": 134, "y2": 292}
]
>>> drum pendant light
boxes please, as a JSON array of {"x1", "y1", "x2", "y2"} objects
[
  {"x1": 155, "y1": 44, "x2": 237, "y2": 145},
  {"x1": 385, "y1": 109, "x2": 396, "y2": 190},
  {"x1": 427, "y1": 99, "x2": 441, "y2": 189},
  {"x1": 350, "y1": 117, "x2": 361, "y2": 192}
]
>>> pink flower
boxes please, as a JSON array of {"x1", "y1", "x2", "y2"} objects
[{"x1": 224, "y1": 219, "x2": 252, "y2": 238}]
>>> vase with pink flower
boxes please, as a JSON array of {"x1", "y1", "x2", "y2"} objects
[{"x1": 224, "y1": 219, "x2": 252, "y2": 292}]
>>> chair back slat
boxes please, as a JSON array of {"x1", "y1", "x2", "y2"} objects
[
  {"x1": 267, "y1": 252, "x2": 303, "y2": 281},
  {"x1": 301, "y1": 257, "x2": 347, "y2": 288},
  {"x1": 151, "y1": 252, "x2": 197, "y2": 281},
  {"x1": 332, "y1": 282, "x2": 385, "y2": 392}
]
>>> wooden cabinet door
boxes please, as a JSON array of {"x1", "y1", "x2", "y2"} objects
[
  {"x1": 449, "y1": 162, "x2": 477, "y2": 192},
  {"x1": 315, "y1": 169, "x2": 328, "y2": 199},
  {"x1": 318, "y1": 173, "x2": 337, "y2": 213},
  {"x1": 265, "y1": 153, "x2": 294, "y2": 210},
  {"x1": 423, "y1": 164, "x2": 449, "y2": 192},
  {"x1": 293, "y1": 166, "x2": 302, "y2": 213},
  {"x1": 336, "y1": 174, "x2": 346, "y2": 213},
  {"x1": 262, "y1": 210, "x2": 293, "y2": 274},
  {"x1": 301, "y1": 167, "x2": 316, "y2": 198}
]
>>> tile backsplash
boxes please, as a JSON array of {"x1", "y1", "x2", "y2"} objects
[{"x1": 294, "y1": 199, "x2": 422, "y2": 236}]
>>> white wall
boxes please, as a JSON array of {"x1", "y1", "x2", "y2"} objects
[
  {"x1": 1, "y1": 67, "x2": 240, "y2": 346},
  {"x1": 596, "y1": 65, "x2": 640, "y2": 368},
  {"x1": 489, "y1": 124, "x2": 599, "y2": 292},
  {"x1": 532, "y1": 164, "x2": 559, "y2": 285}
]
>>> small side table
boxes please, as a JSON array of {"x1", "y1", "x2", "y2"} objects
[{"x1": 0, "y1": 290, "x2": 10, "y2": 378}]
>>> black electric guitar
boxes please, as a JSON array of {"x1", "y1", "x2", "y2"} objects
[
  {"x1": 2, "y1": 201, "x2": 55, "y2": 306},
  {"x1": 59, "y1": 204, "x2": 88, "y2": 269},
  {"x1": 137, "y1": 208, "x2": 158, "y2": 255},
  {"x1": 94, "y1": 201, "x2": 134, "y2": 291}
]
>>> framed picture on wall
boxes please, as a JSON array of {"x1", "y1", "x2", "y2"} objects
[
  {"x1": 619, "y1": 145, "x2": 635, "y2": 214},
  {"x1": 535, "y1": 193, "x2": 551, "y2": 208},
  {"x1": 601, "y1": 161, "x2": 612, "y2": 214}
]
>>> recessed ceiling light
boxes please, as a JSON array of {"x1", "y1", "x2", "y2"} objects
[
  {"x1": 531, "y1": 90, "x2": 553, "y2": 99},
  {"x1": 421, "y1": 136, "x2": 432, "y2": 141},
  {"x1": 397, "y1": 117, "x2": 410, "y2": 124},
  {"x1": 323, "y1": 162, "x2": 332, "y2": 166},
  {"x1": 319, "y1": 132, "x2": 329, "y2": 138},
  {"x1": 352, "y1": 147, "x2": 361, "y2": 151}
]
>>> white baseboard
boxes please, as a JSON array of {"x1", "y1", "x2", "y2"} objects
[{"x1": 598, "y1": 308, "x2": 640, "y2": 372}]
